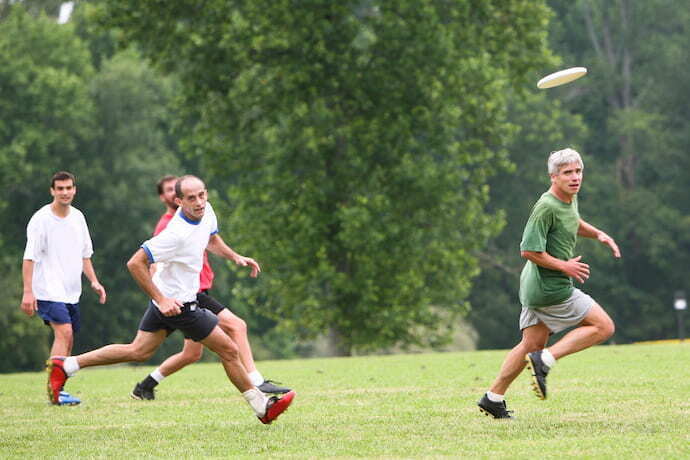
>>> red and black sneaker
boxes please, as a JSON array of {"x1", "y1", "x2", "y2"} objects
[
  {"x1": 258, "y1": 390, "x2": 295, "y2": 424},
  {"x1": 46, "y1": 357, "x2": 68, "y2": 405}
]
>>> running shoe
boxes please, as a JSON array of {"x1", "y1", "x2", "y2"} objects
[
  {"x1": 477, "y1": 393, "x2": 514, "y2": 419},
  {"x1": 525, "y1": 351, "x2": 549, "y2": 400},
  {"x1": 46, "y1": 357, "x2": 68, "y2": 405},
  {"x1": 131, "y1": 382, "x2": 156, "y2": 401},
  {"x1": 258, "y1": 390, "x2": 296, "y2": 424},
  {"x1": 257, "y1": 380, "x2": 291, "y2": 395}
]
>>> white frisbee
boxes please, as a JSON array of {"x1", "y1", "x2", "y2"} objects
[{"x1": 537, "y1": 67, "x2": 587, "y2": 89}]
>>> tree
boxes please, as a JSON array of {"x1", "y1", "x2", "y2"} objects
[
  {"x1": 467, "y1": 90, "x2": 587, "y2": 349},
  {"x1": 0, "y1": 6, "x2": 192, "y2": 370},
  {"x1": 0, "y1": 6, "x2": 95, "y2": 370},
  {"x1": 545, "y1": 0, "x2": 690, "y2": 342},
  {"x1": 100, "y1": 1, "x2": 555, "y2": 355}
]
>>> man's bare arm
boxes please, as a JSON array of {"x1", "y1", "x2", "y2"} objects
[
  {"x1": 578, "y1": 219, "x2": 621, "y2": 258},
  {"x1": 521, "y1": 250, "x2": 590, "y2": 283},
  {"x1": 20, "y1": 260, "x2": 37, "y2": 316},
  {"x1": 127, "y1": 249, "x2": 181, "y2": 316},
  {"x1": 207, "y1": 234, "x2": 260, "y2": 278}
]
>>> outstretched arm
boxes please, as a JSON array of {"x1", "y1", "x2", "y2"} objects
[
  {"x1": 83, "y1": 258, "x2": 107, "y2": 304},
  {"x1": 578, "y1": 219, "x2": 621, "y2": 258},
  {"x1": 207, "y1": 234, "x2": 261, "y2": 278}
]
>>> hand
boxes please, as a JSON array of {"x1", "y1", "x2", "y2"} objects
[
  {"x1": 20, "y1": 292, "x2": 37, "y2": 316},
  {"x1": 235, "y1": 255, "x2": 261, "y2": 278},
  {"x1": 91, "y1": 281, "x2": 107, "y2": 304},
  {"x1": 561, "y1": 255, "x2": 590, "y2": 283},
  {"x1": 155, "y1": 297, "x2": 183, "y2": 317},
  {"x1": 597, "y1": 232, "x2": 621, "y2": 258}
]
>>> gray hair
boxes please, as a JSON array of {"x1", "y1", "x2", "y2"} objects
[{"x1": 547, "y1": 148, "x2": 583, "y2": 175}]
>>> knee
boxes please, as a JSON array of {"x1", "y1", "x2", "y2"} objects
[
  {"x1": 598, "y1": 318, "x2": 615, "y2": 341},
  {"x1": 130, "y1": 345, "x2": 156, "y2": 362},
  {"x1": 519, "y1": 337, "x2": 546, "y2": 353},
  {"x1": 54, "y1": 327, "x2": 74, "y2": 343},
  {"x1": 219, "y1": 316, "x2": 247, "y2": 338},
  {"x1": 181, "y1": 347, "x2": 203, "y2": 364}
]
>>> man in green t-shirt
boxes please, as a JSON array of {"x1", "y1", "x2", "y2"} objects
[{"x1": 478, "y1": 148, "x2": 621, "y2": 419}]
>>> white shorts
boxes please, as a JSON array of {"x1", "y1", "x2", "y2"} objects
[{"x1": 519, "y1": 288, "x2": 595, "y2": 333}]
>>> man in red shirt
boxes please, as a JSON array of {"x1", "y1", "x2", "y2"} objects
[{"x1": 131, "y1": 175, "x2": 290, "y2": 399}]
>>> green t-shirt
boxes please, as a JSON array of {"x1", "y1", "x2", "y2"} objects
[{"x1": 519, "y1": 192, "x2": 580, "y2": 308}]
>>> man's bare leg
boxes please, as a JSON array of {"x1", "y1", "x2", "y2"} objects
[
  {"x1": 158, "y1": 339, "x2": 204, "y2": 375},
  {"x1": 76, "y1": 330, "x2": 167, "y2": 368},
  {"x1": 548, "y1": 303, "x2": 615, "y2": 360},
  {"x1": 49, "y1": 323, "x2": 74, "y2": 357},
  {"x1": 200, "y1": 326, "x2": 253, "y2": 392},
  {"x1": 489, "y1": 322, "x2": 550, "y2": 395},
  {"x1": 217, "y1": 309, "x2": 256, "y2": 373}
]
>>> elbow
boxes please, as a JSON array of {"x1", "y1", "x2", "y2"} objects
[
  {"x1": 520, "y1": 251, "x2": 530, "y2": 259},
  {"x1": 126, "y1": 255, "x2": 140, "y2": 274}
]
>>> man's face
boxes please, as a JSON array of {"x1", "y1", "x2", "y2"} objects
[
  {"x1": 159, "y1": 179, "x2": 178, "y2": 210},
  {"x1": 175, "y1": 178, "x2": 207, "y2": 221},
  {"x1": 50, "y1": 179, "x2": 76, "y2": 206},
  {"x1": 551, "y1": 161, "x2": 583, "y2": 196}
]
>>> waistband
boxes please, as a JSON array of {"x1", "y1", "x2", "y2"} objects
[{"x1": 180, "y1": 300, "x2": 198, "y2": 312}]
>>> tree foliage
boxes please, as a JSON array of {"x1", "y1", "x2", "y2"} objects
[
  {"x1": 100, "y1": 0, "x2": 555, "y2": 354},
  {"x1": 468, "y1": 0, "x2": 690, "y2": 346},
  {"x1": 0, "y1": 6, "x2": 190, "y2": 370}
]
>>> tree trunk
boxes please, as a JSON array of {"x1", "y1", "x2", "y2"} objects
[{"x1": 327, "y1": 327, "x2": 351, "y2": 356}]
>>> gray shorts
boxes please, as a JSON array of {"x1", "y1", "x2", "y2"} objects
[{"x1": 520, "y1": 288, "x2": 595, "y2": 333}]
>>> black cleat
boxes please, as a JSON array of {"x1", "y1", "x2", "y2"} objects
[
  {"x1": 477, "y1": 393, "x2": 514, "y2": 419},
  {"x1": 525, "y1": 351, "x2": 549, "y2": 400},
  {"x1": 257, "y1": 380, "x2": 291, "y2": 395},
  {"x1": 131, "y1": 382, "x2": 155, "y2": 400}
]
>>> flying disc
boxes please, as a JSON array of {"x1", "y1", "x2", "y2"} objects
[{"x1": 537, "y1": 67, "x2": 587, "y2": 89}]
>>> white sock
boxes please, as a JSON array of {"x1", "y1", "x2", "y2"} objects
[
  {"x1": 63, "y1": 356, "x2": 80, "y2": 377},
  {"x1": 248, "y1": 370, "x2": 264, "y2": 386},
  {"x1": 486, "y1": 391, "x2": 504, "y2": 403},
  {"x1": 151, "y1": 368, "x2": 166, "y2": 383},
  {"x1": 541, "y1": 349, "x2": 556, "y2": 368},
  {"x1": 243, "y1": 388, "x2": 269, "y2": 417}
]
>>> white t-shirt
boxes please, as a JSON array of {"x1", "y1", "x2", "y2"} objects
[
  {"x1": 142, "y1": 202, "x2": 219, "y2": 304},
  {"x1": 23, "y1": 204, "x2": 94, "y2": 304}
]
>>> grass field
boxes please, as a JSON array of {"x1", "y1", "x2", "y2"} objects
[{"x1": 1, "y1": 343, "x2": 688, "y2": 458}]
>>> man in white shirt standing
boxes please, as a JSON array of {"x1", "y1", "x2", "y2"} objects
[
  {"x1": 21, "y1": 171, "x2": 107, "y2": 406},
  {"x1": 46, "y1": 175, "x2": 295, "y2": 424}
]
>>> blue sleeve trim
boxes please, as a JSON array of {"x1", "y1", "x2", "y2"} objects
[
  {"x1": 141, "y1": 244, "x2": 155, "y2": 263},
  {"x1": 210, "y1": 229, "x2": 219, "y2": 235}
]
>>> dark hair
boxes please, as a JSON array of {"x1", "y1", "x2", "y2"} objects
[
  {"x1": 157, "y1": 175, "x2": 178, "y2": 195},
  {"x1": 174, "y1": 175, "x2": 203, "y2": 198},
  {"x1": 51, "y1": 171, "x2": 76, "y2": 189}
]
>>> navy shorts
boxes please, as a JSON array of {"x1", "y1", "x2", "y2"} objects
[
  {"x1": 197, "y1": 290, "x2": 226, "y2": 315},
  {"x1": 138, "y1": 301, "x2": 219, "y2": 342},
  {"x1": 37, "y1": 300, "x2": 81, "y2": 333}
]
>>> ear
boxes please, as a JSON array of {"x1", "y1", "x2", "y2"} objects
[{"x1": 174, "y1": 196, "x2": 182, "y2": 207}]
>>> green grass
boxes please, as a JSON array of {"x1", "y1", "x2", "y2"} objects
[{"x1": 1, "y1": 343, "x2": 688, "y2": 458}]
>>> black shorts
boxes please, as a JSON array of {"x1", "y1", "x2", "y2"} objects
[
  {"x1": 138, "y1": 301, "x2": 219, "y2": 342},
  {"x1": 197, "y1": 290, "x2": 227, "y2": 315}
]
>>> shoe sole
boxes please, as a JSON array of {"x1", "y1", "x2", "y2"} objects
[
  {"x1": 259, "y1": 390, "x2": 296, "y2": 424},
  {"x1": 130, "y1": 391, "x2": 154, "y2": 401},
  {"x1": 57, "y1": 400, "x2": 81, "y2": 406},
  {"x1": 525, "y1": 354, "x2": 546, "y2": 400},
  {"x1": 478, "y1": 404, "x2": 514, "y2": 420}
]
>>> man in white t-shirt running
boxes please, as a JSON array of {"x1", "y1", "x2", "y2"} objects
[
  {"x1": 46, "y1": 175, "x2": 295, "y2": 424},
  {"x1": 21, "y1": 171, "x2": 107, "y2": 406}
]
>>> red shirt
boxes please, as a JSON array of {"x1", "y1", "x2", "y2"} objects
[{"x1": 153, "y1": 212, "x2": 214, "y2": 292}]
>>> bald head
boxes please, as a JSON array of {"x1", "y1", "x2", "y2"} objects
[
  {"x1": 174, "y1": 175, "x2": 208, "y2": 222},
  {"x1": 175, "y1": 175, "x2": 205, "y2": 198}
]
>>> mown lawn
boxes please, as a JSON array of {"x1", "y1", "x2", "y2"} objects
[{"x1": 1, "y1": 343, "x2": 688, "y2": 458}]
